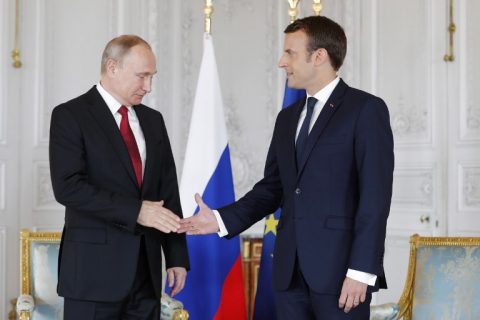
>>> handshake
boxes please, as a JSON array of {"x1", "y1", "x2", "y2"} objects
[
  {"x1": 136, "y1": 193, "x2": 217, "y2": 297},
  {"x1": 137, "y1": 193, "x2": 219, "y2": 235}
]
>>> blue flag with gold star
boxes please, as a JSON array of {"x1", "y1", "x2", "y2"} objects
[{"x1": 252, "y1": 81, "x2": 305, "y2": 320}]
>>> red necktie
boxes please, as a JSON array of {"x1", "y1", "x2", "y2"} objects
[{"x1": 118, "y1": 106, "x2": 142, "y2": 187}]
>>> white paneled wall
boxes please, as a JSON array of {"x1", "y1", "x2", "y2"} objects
[
  {"x1": 1, "y1": 0, "x2": 21, "y2": 316},
  {"x1": 1, "y1": 0, "x2": 480, "y2": 317},
  {"x1": 0, "y1": 226, "x2": 6, "y2": 318},
  {"x1": 448, "y1": 0, "x2": 480, "y2": 237}
]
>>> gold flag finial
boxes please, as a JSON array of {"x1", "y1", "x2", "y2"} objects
[
  {"x1": 12, "y1": 0, "x2": 22, "y2": 68},
  {"x1": 443, "y1": 0, "x2": 455, "y2": 62},
  {"x1": 204, "y1": 0, "x2": 214, "y2": 34},
  {"x1": 312, "y1": 0, "x2": 323, "y2": 16},
  {"x1": 287, "y1": 0, "x2": 301, "y2": 24}
]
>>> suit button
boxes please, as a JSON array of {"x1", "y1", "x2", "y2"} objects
[{"x1": 295, "y1": 188, "x2": 301, "y2": 194}]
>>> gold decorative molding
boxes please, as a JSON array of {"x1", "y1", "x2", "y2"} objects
[
  {"x1": 19, "y1": 311, "x2": 29, "y2": 320},
  {"x1": 8, "y1": 298, "x2": 17, "y2": 320},
  {"x1": 204, "y1": 0, "x2": 214, "y2": 34},
  {"x1": 312, "y1": 0, "x2": 323, "y2": 16},
  {"x1": 243, "y1": 239, "x2": 250, "y2": 260},
  {"x1": 444, "y1": 0, "x2": 455, "y2": 62},
  {"x1": 20, "y1": 229, "x2": 62, "y2": 295},
  {"x1": 287, "y1": 0, "x2": 301, "y2": 24},
  {"x1": 173, "y1": 309, "x2": 190, "y2": 320},
  {"x1": 11, "y1": 0, "x2": 22, "y2": 68}
]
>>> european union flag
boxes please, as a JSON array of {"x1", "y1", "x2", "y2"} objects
[{"x1": 252, "y1": 81, "x2": 305, "y2": 320}]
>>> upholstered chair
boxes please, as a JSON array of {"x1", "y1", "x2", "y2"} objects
[
  {"x1": 370, "y1": 302, "x2": 399, "y2": 320},
  {"x1": 370, "y1": 234, "x2": 480, "y2": 320},
  {"x1": 16, "y1": 230, "x2": 63, "y2": 320},
  {"x1": 15, "y1": 229, "x2": 188, "y2": 320}
]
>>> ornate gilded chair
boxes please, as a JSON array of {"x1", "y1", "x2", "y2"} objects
[
  {"x1": 371, "y1": 234, "x2": 480, "y2": 320},
  {"x1": 16, "y1": 230, "x2": 63, "y2": 320},
  {"x1": 15, "y1": 229, "x2": 188, "y2": 320}
]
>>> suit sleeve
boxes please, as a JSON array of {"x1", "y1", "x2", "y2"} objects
[
  {"x1": 49, "y1": 105, "x2": 141, "y2": 232},
  {"x1": 219, "y1": 115, "x2": 284, "y2": 238},
  {"x1": 348, "y1": 97, "x2": 394, "y2": 276}
]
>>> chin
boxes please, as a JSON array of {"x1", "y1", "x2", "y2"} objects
[{"x1": 287, "y1": 82, "x2": 300, "y2": 89}]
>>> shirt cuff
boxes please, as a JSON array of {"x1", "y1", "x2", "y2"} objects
[
  {"x1": 346, "y1": 268, "x2": 377, "y2": 286},
  {"x1": 212, "y1": 210, "x2": 228, "y2": 237}
]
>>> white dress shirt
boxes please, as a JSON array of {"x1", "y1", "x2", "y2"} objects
[
  {"x1": 213, "y1": 77, "x2": 376, "y2": 286},
  {"x1": 96, "y1": 83, "x2": 147, "y2": 175},
  {"x1": 295, "y1": 76, "x2": 340, "y2": 140}
]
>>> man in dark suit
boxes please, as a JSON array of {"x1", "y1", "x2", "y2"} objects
[
  {"x1": 49, "y1": 35, "x2": 189, "y2": 319},
  {"x1": 179, "y1": 16, "x2": 394, "y2": 319}
]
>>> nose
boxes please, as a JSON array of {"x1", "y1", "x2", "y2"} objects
[
  {"x1": 278, "y1": 54, "x2": 287, "y2": 68},
  {"x1": 143, "y1": 76, "x2": 152, "y2": 93}
]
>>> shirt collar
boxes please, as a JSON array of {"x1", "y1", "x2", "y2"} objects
[
  {"x1": 306, "y1": 76, "x2": 340, "y2": 104},
  {"x1": 96, "y1": 82, "x2": 133, "y2": 116}
]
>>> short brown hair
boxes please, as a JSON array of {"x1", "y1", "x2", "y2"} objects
[
  {"x1": 284, "y1": 16, "x2": 347, "y2": 71},
  {"x1": 100, "y1": 35, "x2": 151, "y2": 74}
]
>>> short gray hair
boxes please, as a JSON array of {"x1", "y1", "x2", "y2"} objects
[{"x1": 100, "y1": 35, "x2": 151, "y2": 74}]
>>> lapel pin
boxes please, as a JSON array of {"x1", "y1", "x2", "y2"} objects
[{"x1": 329, "y1": 103, "x2": 335, "y2": 108}]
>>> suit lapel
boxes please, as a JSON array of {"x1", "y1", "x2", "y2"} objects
[
  {"x1": 296, "y1": 79, "x2": 348, "y2": 178},
  {"x1": 85, "y1": 87, "x2": 139, "y2": 188},
  {"x1": 286, "y1": 98, "x2": 307, "y2": 173},
  {"x1": 135, "y1": 106, "x2": 162, "y2": 197}
]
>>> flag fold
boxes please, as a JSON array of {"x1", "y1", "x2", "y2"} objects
[{"x1": 177, "y1": 33, "x2": 246, "y2": 320}]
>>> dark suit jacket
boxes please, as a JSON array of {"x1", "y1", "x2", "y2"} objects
[
  {"x1": 219, "y1": 79, "x2": 394, "y2": 294},
  {"x1": 49, "y1": 86, "x2": 189, "y2": 302}
]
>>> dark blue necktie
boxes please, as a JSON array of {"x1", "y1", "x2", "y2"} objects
[{"x1": 296, "y1": 97, "x2": 318, "y2": 166}]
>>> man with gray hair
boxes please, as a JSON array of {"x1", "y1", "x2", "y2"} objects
[{"x1": 49, "y1": 35, "x2": 189, "y2": 319}]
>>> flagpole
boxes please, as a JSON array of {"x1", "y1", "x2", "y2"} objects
[{"x1": 204, "y1": 0, "x2": 213, "y2": 34}]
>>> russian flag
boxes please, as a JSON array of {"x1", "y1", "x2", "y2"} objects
[
  {"x1": 177, "y1": 32, "x2": 247, "y2": 320},
  {"x1": 252, "y1": 82, "x2": 305, "y2": 320}
]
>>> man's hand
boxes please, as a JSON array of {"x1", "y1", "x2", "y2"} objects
[
  {"x1": 137, "y1": 200, "x2": 180, "y2": 233},
  {"x1": 178, "y1": 193, "x2": 219, "y2": 235},
  {"x1": 166, "y1": 267, "x2": 187, "y2": 297},
  {"x1": 338, "y1": 277, "x2": 368, "y2": 313}
]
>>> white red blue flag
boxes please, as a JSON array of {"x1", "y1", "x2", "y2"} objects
[{"x1": 177, "y1": 32, "x2": 246, "y2": 320}]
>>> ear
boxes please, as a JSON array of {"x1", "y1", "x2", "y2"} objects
[
  {"x1": 312, "y1": 48, "x2": 329, "y2": 66},
  {"x1": 105, "y1": 58, "x2": 118, "y2": 76}
]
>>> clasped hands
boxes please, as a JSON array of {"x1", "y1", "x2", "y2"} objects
[
  {"x1": 177, "y1": 193, "x2": 220, "y2": 235},
  {"x1": 135, "y1": 196, "x2": 217, "y2": 298},
  {"x1": 136, "y1": 195, "x2": 218, "y2": 235}
]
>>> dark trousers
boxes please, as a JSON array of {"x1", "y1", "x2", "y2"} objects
[
  {"x1": 275, "y1": 258, "x2": 371, "y2": 320},
  {"x1": 64, "y1": 237, "x2": 159, "y2": 320}
]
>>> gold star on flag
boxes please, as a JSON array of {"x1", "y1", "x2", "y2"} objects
[{"x1": 264, "y1": 214, "x2": 279, "y2": 236}]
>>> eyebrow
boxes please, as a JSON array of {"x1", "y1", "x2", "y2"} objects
[{"x1": 136, "y1": 71, "x2": 157, "y2": 76}]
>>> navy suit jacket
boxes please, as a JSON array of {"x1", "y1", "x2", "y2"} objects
[
  {"x1": 219, "y1": 79, "x2": 394, "y2": 294},
  {"x1": 49, "y1": 86, "x2": 189, "y2": 301}
]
